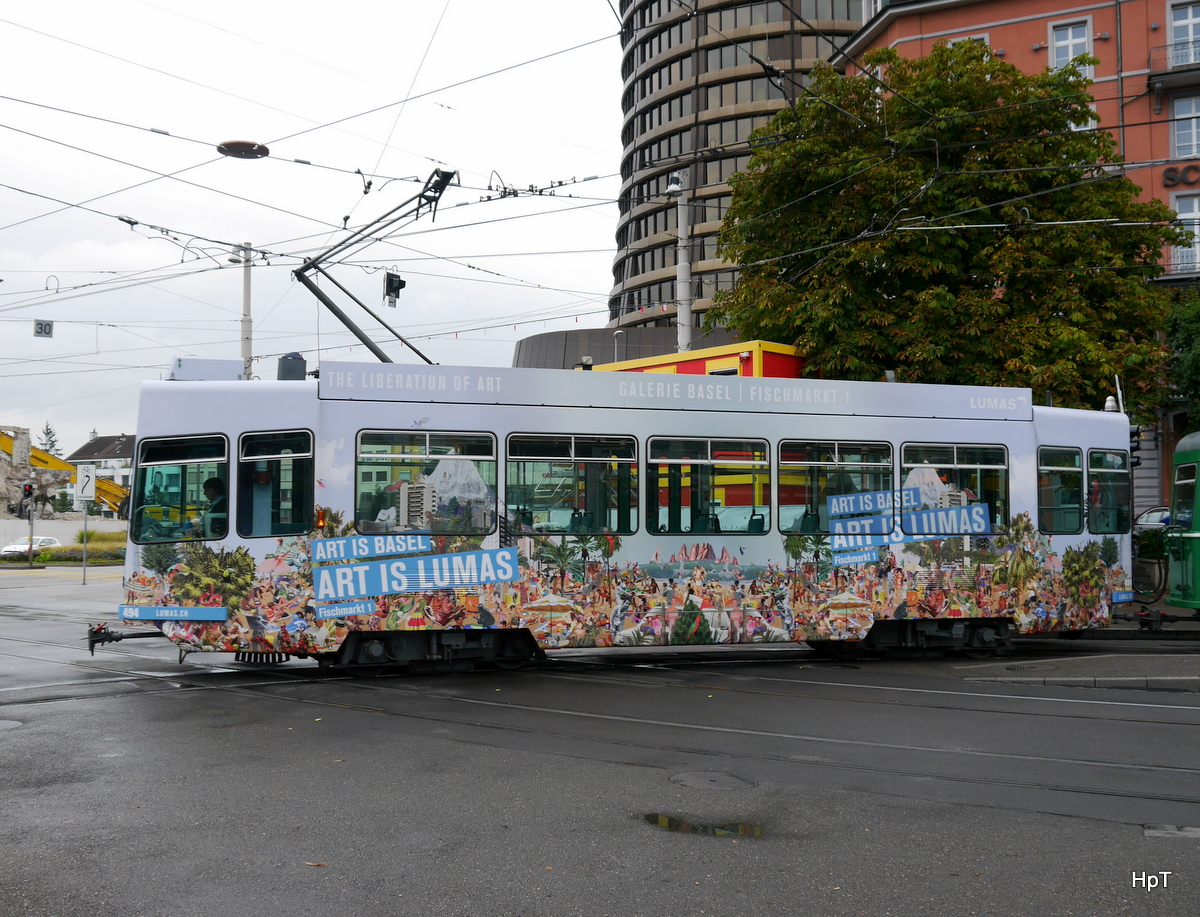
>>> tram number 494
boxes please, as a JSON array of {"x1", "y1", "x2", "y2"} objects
[{"x1": 33, "y1": 320, "x2": 54, "y2": 338}]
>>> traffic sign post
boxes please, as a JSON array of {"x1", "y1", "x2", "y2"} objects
[{"x1": 77, "y1": 465, "x2": 96, "y2": 584}]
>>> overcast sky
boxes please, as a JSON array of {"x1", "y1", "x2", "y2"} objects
[{"x1": 0, "y1": 1, "x2": 625, "y2": 456}]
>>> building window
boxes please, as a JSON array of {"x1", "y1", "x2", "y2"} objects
[
  {"x1": 1176, "y1": 96, "x2": 1200, "y2": 157},
  {"x1": 1173, "y1": 3, "x2": 1200, "y2": 67},
  {"x1": 1051, "y1": 21, "x2": 1089, "y2": 71},
  {"x1": 1174, "y1": 194, "x2": 1200, "y2": 271}
]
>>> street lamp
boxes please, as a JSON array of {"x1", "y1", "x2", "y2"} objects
[
  {"x1": 217, "y1": 141, "x2": 268, "y2": 379},
  {"x1": 667, "y1": 170, "x2": 693, "y2": 353}
]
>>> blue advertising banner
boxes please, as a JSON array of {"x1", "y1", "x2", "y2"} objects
[
  {"x1": 119, "y1": 605, "x2": 228, "y2": 621},
  {"x1": 832, "y1": 549, "x2": 879, "y2": 568},
  {"x1": 831, "y1": 503, "x2": 991, "y2": 554},
  {"x1": 312, "y1": 546, "x2": 519, "y2": 604},
  {"x1": 313, "y1": 600, "x2": 376, "y2": 620},
  {"x1": 311, "y1": 532, "x2": 431, "y2": 563},
  {"x1": 827, "y1": 487, "x2": 919, "y2": 518}
]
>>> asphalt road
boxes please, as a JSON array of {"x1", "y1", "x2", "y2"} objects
[{"x1": 1, "y1": 568, "x2": 1198, "y2": 917}]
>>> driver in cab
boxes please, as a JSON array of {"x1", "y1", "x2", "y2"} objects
[{"x1": 191, "y1": 477, "x2": 228, "y2": 539}]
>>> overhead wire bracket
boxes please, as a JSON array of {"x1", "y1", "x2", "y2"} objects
[{"x1": 294, "y1": 168, "x2": 456, "y2": 364}]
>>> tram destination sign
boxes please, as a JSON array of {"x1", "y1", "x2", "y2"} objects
[{"x1": 317, "y1": 361, "x2": 1034, "y2": 421}]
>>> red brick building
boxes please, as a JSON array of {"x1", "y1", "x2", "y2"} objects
[{"x1": 836, "y1": 0, "x2": 1200, "y2": 507}]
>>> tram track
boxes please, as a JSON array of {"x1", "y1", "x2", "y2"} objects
[
  {"x1": 4, "y1": 631, "x2": 1200, "y2": 729},
  {"x1": 3, "y1": 631, "x2": 1200, "y2": 813}
]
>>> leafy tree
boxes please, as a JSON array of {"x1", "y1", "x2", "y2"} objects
[
  {"x1": 905, "y1": 536, "x2": 963, "y2": 582},
  {"x1": 712, "y1": 41, "x2": 1189, "y2": 419},
  {"x1": 1167, "y1": 290, "x2": 1200, "y2": 430}
]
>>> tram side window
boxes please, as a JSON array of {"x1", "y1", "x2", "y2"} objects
[
  {"x1": 1087, "y1": 449, "x2": 1131, "y2": 534},
  {"x1": 506, "y1": 434, "x2": 638, "y2": 534},
  {"x1": 1037, "y1": 447, "x2": 1083, "y2": 534},
  {"x1": 1173, "y1": 463, "x2": 1196, "y2": 531},
  {"x1": 647, "y1": 437, "x2": 769, "y2": 535},
  {"x1": 778, "y1": 440, "x2": 892, "y2": 534},
  {"x1": 900, "y1": 444, "x2": 1007, "y2": 535},
  {"x1": 356, "y1": 431, "x2": 497, "y2": 534},
  {"x1": 130, "y1": 436, "x2": 228, "y2": 544},
  {"x1": 237, "y1": 431, "x2": 314, "y2": 537}
]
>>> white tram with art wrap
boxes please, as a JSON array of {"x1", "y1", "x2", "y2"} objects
[{"x1": 99, "y1": 357, "x2": 1135, "y2": 669}]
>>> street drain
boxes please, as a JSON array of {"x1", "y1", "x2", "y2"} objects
[
  {"x1": 645, "y1": 814, "x2": 764, "y2": 837},
  {"x1": 669, "y1": 771, "x2": 757, "y2": 789},
  {"x1": 1005, "y1": 663, "x2": 1059, "y2": 673}
]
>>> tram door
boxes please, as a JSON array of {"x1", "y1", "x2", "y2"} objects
[{"x1": 1167, "y1": 459, "x2": 1200, "y2": 608}]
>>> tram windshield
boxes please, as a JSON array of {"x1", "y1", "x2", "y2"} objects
[
  {"x1": 1173, "y1": 463, "x2": 1196, "y2": 531},
  {"x1": 130, "y1": 435, "x2": 228, "y2": 543}
]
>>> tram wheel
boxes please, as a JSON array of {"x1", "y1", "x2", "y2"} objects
[{"x1": 961, "y1": 624, "x2": 1006, "y2": 659}]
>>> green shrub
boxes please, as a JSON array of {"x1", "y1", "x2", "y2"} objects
[
  {"x1": 73, "y1": 529, "x2": 127, "y2": 546},
  {"x1": 39, "y1": 546, "x2": 125, "y2": 565}
]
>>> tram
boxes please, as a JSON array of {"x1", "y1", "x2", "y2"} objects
[
  {"x1": 1166, "y1": 431, "x2": 1200, "y2": 607},
  {"x1": 101, "y1": 356, "x2": 1135, "y2": 669}
]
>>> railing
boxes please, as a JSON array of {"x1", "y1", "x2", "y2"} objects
[
  {"x1": 1152, "y1": 40, "x2": 1200, "y2": 72},
  {"x1": 1171, "y1": 244, "x2": 1200, "y2": 274}
]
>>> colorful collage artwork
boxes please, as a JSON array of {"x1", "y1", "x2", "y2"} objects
[{"x1": 120, "y1": 506, "x2": 1130, "y2": 656}]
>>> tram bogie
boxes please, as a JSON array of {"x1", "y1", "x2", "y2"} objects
[
  {"x1": 334, "y1": 628, "x2": 543, "y2": 672},
  {"x1": 849, "y1": 618, "x2": 1014, "y2": 656}
]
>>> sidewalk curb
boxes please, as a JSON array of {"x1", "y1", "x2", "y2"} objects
[{"x1": 965, "y1": 675, "x2": 1200, "y2": 692}]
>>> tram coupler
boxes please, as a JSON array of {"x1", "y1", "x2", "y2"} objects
[
  {"x1": 1115, "y1": 606, "x2": 1200, "y2": 635},
  {"x1": 86, "y1": 622, "x2": 167, "y2": 655}
]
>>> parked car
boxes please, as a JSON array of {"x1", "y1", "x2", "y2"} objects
[
  {"x1": 1135, "y1": 506, "x2": 1170, "y2": 532},
  {"x1": 0, "y1": 536, "x2": 62, "y2": 556}
]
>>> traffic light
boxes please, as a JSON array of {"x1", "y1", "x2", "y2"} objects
[
  {"x1": 384, "y1": 272, "x2": 406, "y2": 307},
  {"x1": 1129, "y1": 425, "x2": 1143, "y2": 467},
  {"x1": 22, "y1": 483, "x2": 33, "y2": 498}
]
